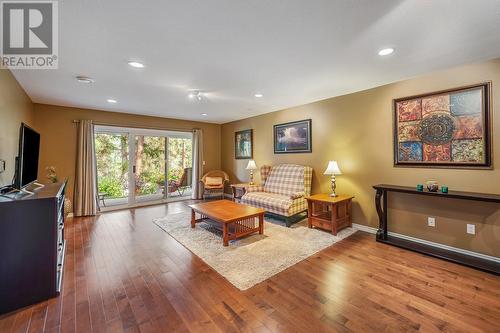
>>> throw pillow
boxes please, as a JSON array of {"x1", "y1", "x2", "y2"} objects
[{"x1": 205, "y1": 176, "x2": 223, "y2": 186}]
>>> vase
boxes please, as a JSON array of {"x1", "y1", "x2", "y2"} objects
[{"x1": 64, "y1": 198, "x2": 73, "y2": 216}]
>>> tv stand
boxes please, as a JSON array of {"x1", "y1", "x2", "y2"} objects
[{"x1": 0, "y1": 182, "x2": 66, "y2": 314}]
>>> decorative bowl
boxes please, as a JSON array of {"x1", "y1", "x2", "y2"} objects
[{"x1": 426, "y1": 180, "x2": 439, "y2": 192}]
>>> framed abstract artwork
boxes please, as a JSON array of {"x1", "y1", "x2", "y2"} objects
[
  {"x1": 235, "y1": 129, "x2": 253, "y2": 159},
  {"x1": 274, "y1": 119, "x2": 312, "y2": 154},
  {"x1": 394, "y1": 82, "x2": 492, "y2": 168}
]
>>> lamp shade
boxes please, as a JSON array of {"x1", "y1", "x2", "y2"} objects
[
  {"x1": 246, "y1": 160, "x2": 258, "y2": 170},
  {"x1": 324, "y1": 161, "x2": 342, "y2": 175}
]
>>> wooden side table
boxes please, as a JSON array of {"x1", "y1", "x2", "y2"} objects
[
  {"x1": 305, "y1": 194, "x2": 354, "y2": 235},
  {"x1": 230, "y1": 183, "x2": 259, "y2": 202}
]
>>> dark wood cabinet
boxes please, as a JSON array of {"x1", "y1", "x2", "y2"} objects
[{"x1": 0, "y1": 182, "x2": 66, "y2": 314}]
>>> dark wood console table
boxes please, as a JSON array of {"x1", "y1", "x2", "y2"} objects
[{"x1": 373, "y1": 184, "x2": 500, "y2": 275}]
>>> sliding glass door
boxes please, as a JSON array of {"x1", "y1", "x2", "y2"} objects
[
  {"x1": 94, "y1": 126, "x2": 193, "y2": 210},
  {"x1": 166, "y1": 136, "x2": 193, "y2": 199},
  {"x1": 95, "y1": 131, "x2": 130, "y2": 207},
  {"x1": 133, "y1": 135, "x2": 166, "y2": 203}
]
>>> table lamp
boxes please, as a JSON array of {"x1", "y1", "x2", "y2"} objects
[
  {"x1": 324, "y1": 161, "x2": 342, "y2": 197},
  {"x1": 246, "y1": 160, "x2": 258, "y2": 185}
]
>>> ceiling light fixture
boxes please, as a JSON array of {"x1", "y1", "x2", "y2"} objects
[
  {"x1": 188, "y1": 91, "x2": 204, "y2": 101},
  {"x1": 254, "y1": 93, "x2": 263, "y2": 98},
  {"x1": 201, "y1": 113, "x2": 208, "y2": 116},
  {"x1": 127, "y1": 61, "x2": 145, "y2": 68},
  {"x1": 378, "y1": 48, "x2": 395, "y2": 56},
  {"x1": 76, "y1": 76, "x2": 94, "y2": 84},
  {"x1": 107, "y1": 99, "x2": 117, "y2": 103}
]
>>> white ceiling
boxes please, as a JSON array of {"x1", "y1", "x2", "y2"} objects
[{"x1": 12, "y1": 0, "x2": 500, "y2": 124}]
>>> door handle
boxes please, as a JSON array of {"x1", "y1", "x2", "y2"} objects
[{"x1": 133, "y1": 165, "x2": 136, "y2": 173}]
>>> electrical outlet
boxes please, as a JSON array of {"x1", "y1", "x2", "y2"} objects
[
  {"x1": 0, "y1": 159, "x2": 5, "y2": 173},
  {"x1": 427, "y1": 217, "x2": 436, "y2": 227},
  {"x1": 467, "y1": 224, "x2": 476, "y2": 235}
]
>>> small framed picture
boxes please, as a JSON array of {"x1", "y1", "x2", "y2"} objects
[
  {"x1": 235, "y1": 129, "x2": 253, "y2": 159},
  {"x1": 274, "y1": 119, "x2": 312, "y2": 154}
]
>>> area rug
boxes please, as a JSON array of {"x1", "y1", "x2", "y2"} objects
[{"x1": 153, "y1": 212, "x2": 356, "y2": 290}]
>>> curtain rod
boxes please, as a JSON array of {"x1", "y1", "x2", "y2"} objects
[{"x1": 72, "y1": 120, "x2": 200, "y2": 133}]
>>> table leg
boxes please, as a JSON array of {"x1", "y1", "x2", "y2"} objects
[
  {"x1": 259, "y1": 214, "x2": 264, "y2": 234},
  {"x1": 348, "y1": 199, "x2": 352, "y2": 227},
  {"x1": 223, "y1": 223, "x2": 229, "y2": 246},
  {"x1": 331, "y1": 204, "x2": 338, "y2": 235},
  {"x1": 307, "y1": 200, "x2": 313, "y2": 228},
  {"x1": 375, "y1": 189, "x2": 388, "y2": 240},
  {"x1": 191, "y1": 209, "x2": 195, "y2": 228}
]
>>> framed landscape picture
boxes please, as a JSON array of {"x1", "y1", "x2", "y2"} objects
[
  {"x1": 394, "y1": 82, "x2": 492, "y2": 168},
  {"x1": 274, "y1": 119, "x2": 312, "y2": 154},
  {"x1": 235, "y1": 129, "x2": 253, "y2": 159}
]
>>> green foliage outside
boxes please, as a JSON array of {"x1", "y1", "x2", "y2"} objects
[
  {"x1": 95, "y1": 133, "x2": 192, "y2": 199},
  {"x1": 98, "y1": 176, "x2": 125, "y2": 197},
  {"x1": 95, "y1": 133, "x2": 129, "y2": 198}
]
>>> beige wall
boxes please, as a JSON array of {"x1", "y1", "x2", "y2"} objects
[
  {"x1": 33, "y1": 104, "x2": 221, "y2": 200},
  {"x1": 221, "y1": 59, "x2": 500, "y2": 257},
  {"x1": 2, "y1": 58, "x2": 499, "y2": 256},
  {"x1": 0, "y1": 70, "x2": 34, "y2": 187}
]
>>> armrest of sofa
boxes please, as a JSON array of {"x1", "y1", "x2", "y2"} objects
[
  {"x1": 246, "y1": 185, "x2": 265, "y2": 193},
  {"x1": 290, "y1": 192, "x2": 305, "y2": 200}
]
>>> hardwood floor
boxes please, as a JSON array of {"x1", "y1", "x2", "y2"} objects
[{"x1": 1, "y1": 201, "x2": 499, "y2": 333}]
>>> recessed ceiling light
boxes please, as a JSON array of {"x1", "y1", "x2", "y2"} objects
[
  {"x1": 127, "y1": 61, "x2": 145, "y2": 68},
  {"x1": 378, "y1": 48, "x2": 395, "y2": 56},
  {"x1": 107, "y1": 99, "x2": 117, "y2": 103},
  {"x1": 76, "y1": 76, "x2": 94, "y2": 84},
  {"x1": 201, "y1": 113, "x2": 208, "y2": 116},
  {"x1": 254, "y1": 93, "x2": 263, "y2": 98}
]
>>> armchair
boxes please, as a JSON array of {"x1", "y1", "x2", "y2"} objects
[
  {"x1": 241, "y1": 164, "x2": 312, "y2": 227},
  {"x1": 200, "y1": 170, "x2": 230, "y2": 199}
]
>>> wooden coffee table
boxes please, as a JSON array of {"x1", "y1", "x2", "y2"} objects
[{"x1": 189, "y1": 200, "x2": 265, "y2": 246}]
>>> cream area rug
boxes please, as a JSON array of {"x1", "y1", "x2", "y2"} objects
[{"x1": 153, "y1": 212, "x2": 356, "y2": 290}]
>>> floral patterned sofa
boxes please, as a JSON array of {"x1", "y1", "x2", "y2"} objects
[{"x1": 240, "y1": 164, "x2": 312, "y2": 227}]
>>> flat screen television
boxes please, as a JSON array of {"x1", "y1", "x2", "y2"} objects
[{"x1": 13, "y1": 123, "x2": 40, "y2": 189}]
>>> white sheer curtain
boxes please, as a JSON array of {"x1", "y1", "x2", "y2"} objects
[
  {"x1": 191, "y1": 129, "x2": 204, "y2": 199},
  {"x1": 74, "y1": 120, "x2": 98, "y2": 216}
]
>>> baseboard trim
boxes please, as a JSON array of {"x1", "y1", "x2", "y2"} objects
[
  {"x1": 352, "y1": 223, "x2": 377, "y2": 234},
  {"x1": 352, "y1": 223, "x2": 500, "y2": 263}
]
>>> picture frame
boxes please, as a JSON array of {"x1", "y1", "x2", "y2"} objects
[
  {"x1": 234, "y1": 129, "x2": 253, "y2": 159},
  {"x1": 393, "y1": 82, "x2": 492, "y2": 169},
  {"x1": 274, "y1": 119, "x2": 312, "y2": 154}
]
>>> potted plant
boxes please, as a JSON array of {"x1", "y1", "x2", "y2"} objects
[{"x1": 46, "y1": 166, "x2": 73, "y2": 216}]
